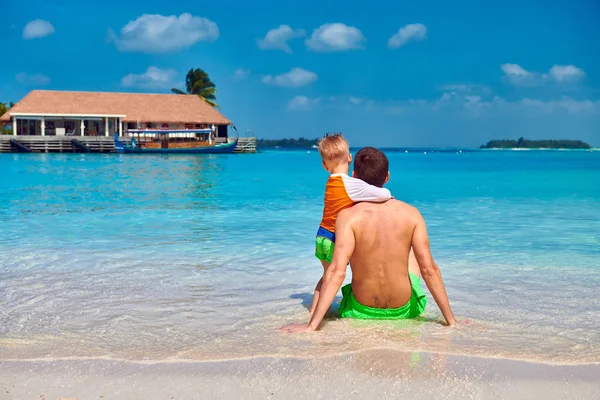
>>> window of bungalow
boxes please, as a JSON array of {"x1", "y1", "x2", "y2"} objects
[
  {"x1": 46, "y1": 121, "x2": 55, "y2": 136},
  {"x1": 65, "y1": 121, "x2": 75, "y2": 135}
]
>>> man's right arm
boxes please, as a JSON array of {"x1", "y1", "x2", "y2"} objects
[{"x1": 411, "y1": 210, "x2": 456, "y2": 326}]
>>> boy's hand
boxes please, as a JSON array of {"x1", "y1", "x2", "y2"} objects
[{"x1": 279, "y1": 323, "x2": 316, "y2": 333}]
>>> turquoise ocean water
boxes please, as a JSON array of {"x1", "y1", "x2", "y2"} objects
[{"x1": 1, "y1": 150, "x2": 599, "y2": 364}]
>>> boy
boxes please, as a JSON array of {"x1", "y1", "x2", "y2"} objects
[{"x1": 309, "y1": 134, "x2": 392, "y2": 315}]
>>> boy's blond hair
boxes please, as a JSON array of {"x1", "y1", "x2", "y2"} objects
[{"x1": 318, "y1": 133, "x2": 349, "y2": 160}]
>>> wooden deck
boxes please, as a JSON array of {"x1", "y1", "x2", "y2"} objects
[
  {"x1": 0, "y1": 136, "x2": 117, "y2": 153},
  {"x1": 0, "y1": 135, "x2": 258, "y2": 154},
  {"x1": 234, "y1": 137, "x2": 257, "y2": 153}
]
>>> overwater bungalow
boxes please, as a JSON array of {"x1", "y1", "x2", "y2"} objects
[{"x1": 0, "y1": 90, "x2": 254, "y2": 153}]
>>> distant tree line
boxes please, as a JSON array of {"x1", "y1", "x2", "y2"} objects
[
  {"x1": 257, "y1": 137, "x2": 319, "y2": 148},
  {"x1": 481, "y1": 137, "x2": 591, "y2": 149}
]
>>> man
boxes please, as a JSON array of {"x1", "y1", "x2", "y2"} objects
[{"x1": 281, "y1": 147, "x2": 456, "y2": 332}]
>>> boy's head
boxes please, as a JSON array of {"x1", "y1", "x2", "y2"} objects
[
  {"x1": 353, "y1": 147, "x2": 390, "y2": 187},
  {"x1": 318, "y1": 133, "x2": 351, "y2": 172}
]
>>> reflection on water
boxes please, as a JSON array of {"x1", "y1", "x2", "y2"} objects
[{"x1": 0, "y1": 151, "x2": 599, "y2": 364}]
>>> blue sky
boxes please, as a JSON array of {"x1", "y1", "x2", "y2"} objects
[{"x1": 2, "y1": 0, "x2": 599, "y2": 146}]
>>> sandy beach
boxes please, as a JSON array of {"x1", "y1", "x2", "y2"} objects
[{"x1": 2, "y1": 350, "x2": 599, "y2": 400}]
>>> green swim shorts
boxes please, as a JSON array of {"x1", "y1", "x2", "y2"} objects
[
  {"x1": 339, "y1": 273, "x2": 427, "y2": 319},
  {"x1": 315, "y1": 236, "x2": 335, "y2": 263}
]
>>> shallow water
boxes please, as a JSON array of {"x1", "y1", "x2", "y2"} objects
[{"x1": 1, "y1": 150, "x2": 599, "y2": 364}]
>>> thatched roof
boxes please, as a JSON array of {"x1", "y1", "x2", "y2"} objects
[{"x1": 0, "y1": 90, "x2": 231, "y2": 125}]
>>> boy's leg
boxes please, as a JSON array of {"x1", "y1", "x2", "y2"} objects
[{"x1": 310, "y1": 237, "x2": 334, "y2": 315}]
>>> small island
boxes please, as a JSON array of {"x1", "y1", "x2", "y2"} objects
[
  {"x1": 480, "y1": 138, "x2": 592, "y2": 149},
  {"x1": 257, "y1": 137, "x2": 319, "y2": 148}
]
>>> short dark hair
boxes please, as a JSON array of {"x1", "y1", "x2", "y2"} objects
[{"x1": 353, "y1": 147, "x2": 389, "y2": 187}]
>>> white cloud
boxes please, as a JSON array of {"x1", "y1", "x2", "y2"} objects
[
  {"x1": 287, "y1": 96, "x2": 320, "y2": 111},
  {"x1": 257, "y1": 25, "x2": 305, "y2": 53},
  {"x1": 109, "y1": 13, "x2": 219, "y2": 53},
  {"x1": 387, "y1": 23, "x2": 427, "y2": 49},
  {"x1": 439, "y1": 84, "x2": 492, "y2": 95},
  {"x1": 501, "y1": 63, "x2": 586, "y2": 86},
  {"x1": 309, "y1": 90, "x2": 600, "y2": 118},
  {"x1": 327, "y1": 96, "x2": 373, "y2": 107},
  {"x1": 15, "y1": 73, "x2": 50, "y2": 86},
  {"x1": 501, "y1": 64, "x2": 530, "y2": 77},
  {"x1": 262, "y1": 68, "x2": 318, "y2": 88},
  {"x1": 234, "y1": 68, "x2": 251, "y2": 80},
  {"x1": 285, "y1": 95, "x2": 373, "y2": 111},
  {"x1": 548, "y1": 65, "x2": 585, "y2": 83},
  {"x1": 500, "y1": 63, "x2": 541, "y2": 86},
  {"x1": 305, "y1": 23, "x2": 366, "y2": 52},
  {"x1": 516, "y1": 96, "x2": 597, "y2": 115},
  {"x1": 120, "y1": 67, "x2": 178, "y2": 90},
  {"x1": 425, "y1": 92, "x2": 599, "y2": 116},
  {"x1": 23, "y1": 20, "x2": 55, "y2": 39}
]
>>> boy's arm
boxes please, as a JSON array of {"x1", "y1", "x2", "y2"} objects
[
  {"x1": 411, "y1": 210, "x2": 456, "y2": 326},
  {"x1": 342, "y1": 175, "x2": 391, "y2": 203}
]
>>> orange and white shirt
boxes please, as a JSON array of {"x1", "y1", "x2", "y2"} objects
[{"x1": 317, "y1": 174, "x2": 392, "y2": 242}]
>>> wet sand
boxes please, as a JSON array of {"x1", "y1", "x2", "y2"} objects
[{"x1": 2, "y1": 349, "x2": 599, "y2": 400}]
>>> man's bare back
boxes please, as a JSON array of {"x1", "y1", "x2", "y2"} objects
[
  {"x1": 280, "y1": 146, "x2": 456, "y2": 333},
  {"x1": 346, "y1": 199, "x2": 420, "y2": 309}
]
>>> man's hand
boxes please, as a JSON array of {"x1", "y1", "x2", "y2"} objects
[
  {"x1": 279, "y1": 323, "x2": 316, "y2": 333},
  {"x1": 451, "y1": 318, "x2": 471, "y2": 327}
]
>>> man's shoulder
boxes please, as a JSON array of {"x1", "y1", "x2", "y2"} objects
[
  {"x1": 388, "y1": 198, "x2": 417, "y2": 211},
  {"x1": 338, "y1": 206, "x2": 358, "y2": 219},
  {"x1": 337, "y1": 205, "x2": 365, "y2": 225},
  {"x1": 382, "y1": 199, "x2": 423, "y2": 221}
]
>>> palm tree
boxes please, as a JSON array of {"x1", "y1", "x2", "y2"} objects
[
  {"x1": 172, "y1": 68, "x2": 218, "y2": 108},
  {"x1": 0, "y1": 102, "x2": 14, "y2": 116},
  {"x1": 1, "y1": 102, "x2": 15, "y2": 134}
]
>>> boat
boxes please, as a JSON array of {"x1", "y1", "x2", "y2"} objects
[{"x1": 113, "y1": 128, "x2": 238, "y2": 154}]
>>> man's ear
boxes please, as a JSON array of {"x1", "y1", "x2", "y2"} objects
[
  {"x1": 347, "y1": 154, "x2": 352, "y2": 164},
  {"x1": 385, "y1": 171, "x2": 390, "y2": 184},
  {"x1": 322, "y1": 160, "x2": 329, "y2": 171}
]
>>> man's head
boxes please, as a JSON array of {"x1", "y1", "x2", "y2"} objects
[
  {"x1": 318, "y1": 133, "x2": 351, "y2": 171},
  {"x1": 353, "y1": 147, "x2": 390, "y2": 187}
]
